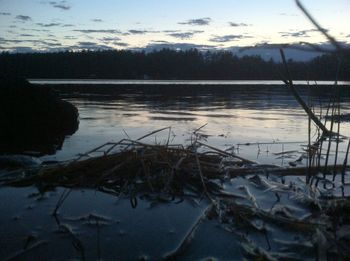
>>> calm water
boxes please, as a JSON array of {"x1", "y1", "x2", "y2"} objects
[
  {"x1": 30, "y1": 79, "x2": 350, "y2": 86},
  {"x1": 2, "y1": 83, "x2": 350, "y2": 260},
  {"x1": 41, "y1": 84, "x2": 350, "y2": 168}
]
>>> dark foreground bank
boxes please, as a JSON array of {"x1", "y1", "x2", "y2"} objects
[{"x1": 0, "y1": 78, "x2": 79, "y2": 155}]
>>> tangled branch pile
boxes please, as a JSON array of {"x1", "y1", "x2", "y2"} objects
[{"x1": 7, "y1": 136, "x2": 256, "y2": 197}]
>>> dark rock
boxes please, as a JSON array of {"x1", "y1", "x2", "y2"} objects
[{"x1": 0, "y1": 77, "x2": 79, "y2": 155}]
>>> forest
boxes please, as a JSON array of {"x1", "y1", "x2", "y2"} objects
[{"x1": 0, "y1": 48, "x2": 349, "y2": 80}]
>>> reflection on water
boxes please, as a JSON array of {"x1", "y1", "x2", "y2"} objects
[
  {"x1": 41, "y1": 85, "x2": 350, "y2": 168},
  {"x1": 3, "y1": 84, "x2": 350, "y2": 260}
]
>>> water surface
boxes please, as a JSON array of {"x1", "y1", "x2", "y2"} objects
[
  {"x1": 2, "y1": 83, "x2": 350, "y2": 260},
  {"x1": 41, "y1": 84, "x2": 350, "y2": 168},
  {"x1": 30, "y1": 79, "x2": 350, "y2": 86}
]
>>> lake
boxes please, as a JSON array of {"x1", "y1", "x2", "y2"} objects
[
  {"x1": 30, "y1": 79, "x2": 350, "y2": 86},
  {"x1": 1, "y1": 81, "x2": 350, "y2": 260},
  {"x1": 39, "y1": 81, "x2": 350, "y2": 168}
]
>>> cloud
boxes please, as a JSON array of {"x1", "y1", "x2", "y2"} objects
[
  {"x1": 19, "y1": 34, "x2": 35, "y2": 37},
  {"x1": 15, "y1": 15, "x2": 32, "y2": 21},
  {"x1": 162, "y1": 30, "x2": 180, "y2": 33},
  {"x1": 128, "y1": 30, "x2": 147, "y2": 35},
  {"x1": 228, "y1": 22, "x2": 250, "y2": 27},
  {"x1": 279, "y1": 29, "x2": 321, "y2": 38},
  {"x1": 113, "y1": 42, "x2": 129, "y2": 47},
  {"x1": 279, "y1": 13, "x2": 298, "y2": 17},
  {"x1": 100, "y1": 37, "x2": 121, "y2": 42},
  {"x1": 142, "y1": 42, "x2": 216, "y2": 52},
  {"x1": 45, "y1": 42, "x2": 62, "y2": 47},
  {"x1": 209, "y1": 34, "x2": 251, "y2": 43},
  {"x1": 77, "y1": 41, "x2": 98, "y2": 46},
  {"x1": 7, "y1": 47, "x2": 37, "y2": 53},
  {"x1": 168, "y1": 32, "x2": 195, "y2": 39},
  {"x1": 62, "y1": 24, "x2": 74, "y2": 27},
  {"x1": 179, "y1": 17, "x2": 211, "y2": 26},
  {"x1": 36, "y1": 23, "x2": 61, "y2": 27},
  {"x1": 53, "y1": 4, "x2": 70, "y2": 10},
  {"x1": 73, "y1": 29, "x2": 121, "y2": 34},
  {"x1": 150, "y1": 40, "x2": 170, "y2": 44},
  {"x1": 64, "y1": 35, "x2": 78, "y2": 39},
  {"x1": 4, "y1": 45, "x2": 65, "y2": 53},
  {"x1": 46, "y1": 37, "x2": 59, "y2": 42},
  {"x1": 98, "y1": 37, "x2": 128, "y2": 47},
  {"x1": 280, "y1": 31, "x2": 309, "y2": 38},
  {"x1": 0, "y1": 38, "x2": 59, "y2": 47},
  {"x1": 91, "y1": 19, "x2": 103, "y2": 22},
  {"x1": 22, "y1": 28, "x2": 50, "y2": 32},
  {"x1": 49, "y1": 1, "x2": 71, "y2": 10},
  {"x1": 0, "y1": 12, "x2": 11, "y2": 16},
  {"x1": 162, "y1": 30, "x2": 181, "y2": 33},
  {"x1": 73, "y1": 41, "x2": 113, "y2": 50},
  {"x1": 168, "y1": 31, "x2": 203, "y2": 40},
  {"x1": 128, "y1": 29, "x2": 160, "y2": 35}
]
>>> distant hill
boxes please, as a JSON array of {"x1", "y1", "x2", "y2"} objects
[
  {"x1": 140, "y1": 43, "x2": 348, "y2": 62},
  {"x1": 232, "y1": 45, "x2": 322, "y2": 62}
]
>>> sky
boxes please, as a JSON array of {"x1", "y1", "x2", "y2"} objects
[{"x1": 0, "y1": 0, "x2": 349, "y2": 53}]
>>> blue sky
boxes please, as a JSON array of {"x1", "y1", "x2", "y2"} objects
[{"x1": 0, "y1": 0, "x2": 349, "y2": 52}]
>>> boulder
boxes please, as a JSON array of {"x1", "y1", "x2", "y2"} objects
[{"x1": 0, "y1": 77, "x2": 79, "y2": 155}]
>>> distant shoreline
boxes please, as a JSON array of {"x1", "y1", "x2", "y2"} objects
[
  {"x1": 32, "y1": 82, "x2": 350, "y2": 98},
  {"x1": 29, "y1": 79, "x2": 350, "y2": 86}
]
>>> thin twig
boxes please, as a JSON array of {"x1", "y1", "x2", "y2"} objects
[
  {"x1": 307, "y1": 108, "x2": 311, "y2": 184},
  {"x1": 4, "y1": 241, "x2": 48, "y2": 261},
  {"x1": 333, "y1": 99, "x2": 341, "y2": 181},
  {"x1": 52, "y1": 188, "x2": 72, "y2": 216},
  {"x1": 197, "y1": 141, "x2": 255, "y2": 164},
  {"x1": 342, "y1": 139, "x2": 350, "y2": 184},
  {"x1": 163, "y1": 204, "x2": 214, "y2": 260},
  {"x1": 280, "y1": 49, "x2": 330, "y2": 135},
  {"x1": 137, "y1": 126, "x2": 171, "y2": 141},
  {"x1": 122, "y1": 128, "x2": 131, "y2": 140},
  {"x1": 295, "y1": 0, "x2": 343, "y2": 52},
  {"x1": 193, "y1": 123, "x2": 208, "y2": 134},
  {"x1": 324, "y1": 99, "x2": 336, "y2": 175}
]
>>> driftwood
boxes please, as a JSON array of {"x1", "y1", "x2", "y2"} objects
[{"x1": 5, "y1": 138, "x2": 348, "y2": 193}]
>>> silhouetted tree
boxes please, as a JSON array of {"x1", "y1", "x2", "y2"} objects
[{"x1": 0, "y1": 49, "x2": 348, "y2": 80}]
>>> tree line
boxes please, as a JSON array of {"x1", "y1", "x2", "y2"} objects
[{"x1": 0, "y1": 49, "x2": 348, "y2": 80}]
